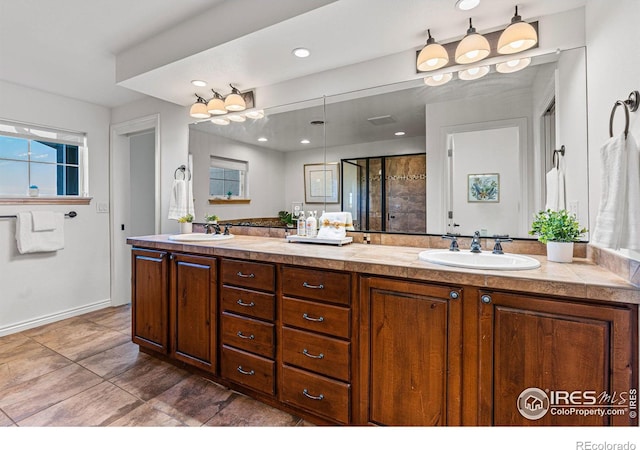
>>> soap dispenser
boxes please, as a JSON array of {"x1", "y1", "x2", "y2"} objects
[
  {"x1": 306, "y1": 210, "x2": 317, "y2": 238},
  {"x1": 297, "y1": 211, "x2": 306, "y2": 236}
]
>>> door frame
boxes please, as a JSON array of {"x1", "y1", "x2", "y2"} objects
[{"x1": 109, "y1": 114, "x2": 161, "y2": 306}]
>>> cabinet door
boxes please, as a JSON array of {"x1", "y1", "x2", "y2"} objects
[
  {"x1": 171, "y1": 253, "x2": 217, "y2": 372},
  {"x1": 359, "y1": 277, "x2": 463, "y2": 426},
  {"x1": 131, "y1": 248, "x2": 169, "y2": 353},
  {"x1": 478, "y1": 290, "x2": 637, "y2": 426}
]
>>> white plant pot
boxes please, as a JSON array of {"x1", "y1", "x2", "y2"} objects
[
  {"x1": 179, "y1": 222, "x2": 193, "y2": 234},
  {"x1": 546, "y1": 241, "x2": 574, "y2": 263}
]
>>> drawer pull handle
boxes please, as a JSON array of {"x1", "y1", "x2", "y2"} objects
[
  {"x1": 236, "y1": 299, "x2": 255, "y2": 307},
  {"x1": 302, "y1": 389, "x2": 324, "y2": 401},
  {"x1": 303, "y1": 313, "x2": 324, "y2": 323},
  {"x1": 303, "y1": 349, "x2": 324, "y2": 359},
  {"x1": 237, "y1": 331, "x2": 255, "y2": 340},
  {"x1": 302, "y1": 282, "x2": 324, "y2": 289},
  {"x1": 237, "y1": 366, "x2": 255, "y2": 376},
  {"x1": 236, "y1": 271, "x2": 255, "y2": 278}
]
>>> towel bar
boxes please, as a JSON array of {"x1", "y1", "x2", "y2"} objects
[
  {"x1": 0, "y1": 211, "x2": 77, "y2": 219},
  {"x1": 609, "y1": 90, "x2": 639, "y2": 139}
]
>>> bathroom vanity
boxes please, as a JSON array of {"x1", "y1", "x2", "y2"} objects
[{"x1": 127, "y1": 234, "x2": 638, "y2": 426}]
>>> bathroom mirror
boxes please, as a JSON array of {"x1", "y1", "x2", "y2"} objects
[{"x1": 190, "y1": 47, "x2": 588, "y2": 240}]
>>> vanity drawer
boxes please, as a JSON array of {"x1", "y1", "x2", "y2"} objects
[
  {"x1": 221, "y1": 285, "x2": 275, "y2": 321},
  {"x1": 221, "y1": 345, "x2": 275, "y2": 396},
  {"x1": 282, "y1": 297, "x2": 350, "y2": 339},
  {"x1": 221, "y1": 312, "x2": 275, "y2": 358},
  {"x1": 221, "y1": 259, "x2": 275, "y2": 292},
  {"x1": 281, "y1": 365, "x2": 350, "y2": 424},
  {"x1": 282, "y1": 266, "x2": 350, "y2": 305},
  {"x1": 282, "y1": 327, "x2": 350, "y2": 382}
]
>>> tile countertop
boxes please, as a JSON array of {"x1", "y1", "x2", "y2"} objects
[{"x1": 126, "y1": 234, "x2": 640, "y2": 306}]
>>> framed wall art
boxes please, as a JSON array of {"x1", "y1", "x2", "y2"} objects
[
  {"x1": 468, "y1": 173, "x2": 500, "y2": 203},
  {"x1": 304, "y1": 163, "x2": 339, "y2": 203}
]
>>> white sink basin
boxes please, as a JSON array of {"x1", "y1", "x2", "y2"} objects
[
  {"x1": 168, "y1": 233, "x2": 234, "y2": 242},
  {"x1": 418, "y1": 250, "x2": 541, "y2": 270}
]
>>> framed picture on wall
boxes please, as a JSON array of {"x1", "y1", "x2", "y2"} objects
[
  {"x1": 304, "y1": 163, "x2": 339, "y2": 203},
  {"x1": 468, "y1": 173, "x2": 500, "y2": 203}
]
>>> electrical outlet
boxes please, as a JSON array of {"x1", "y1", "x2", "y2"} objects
[
  {"x1": 97, "y1": 202, "x2": 109, "y2": 213},
  {"x1": 568, "y1": 201, "x2": 579, "y2": 216}
]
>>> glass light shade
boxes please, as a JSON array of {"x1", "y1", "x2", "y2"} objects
[
  {"x1": 227, "y1": 114, "x2": 246, "y2": 122},
  {"x1": 210, "y1": 117, "x2": 230, "y2": 125},
  {"x1": 207, "y1": 97, "x2": 226, "y2": 115},
  {"x1": 224, "y1": 93, "x2": 246, "y2": 111},
  {"x1": 245, "y1": 109, "x2": 265, "y2": 119},
  {"x1": 189, "y1": 100, "x2": 210, "y2": 119},
  {"x1": 497, "y1": 21, "x2": 537, "y2": 54},
  {"x1": 455, "y1": 32, "x2": 490, "y2": 64},
  {"x1": 496, "y1": 57, "x2": 531, "y2": 73},
  {"x1": 424, "y1": 72, "x2": 453, "y2": 86},
  {"x1": 417, "y1": 41, "x2": 449, "y2": 72},
  {"x1": 458, "y1": 65, "x2": 489, "y2": 80}
]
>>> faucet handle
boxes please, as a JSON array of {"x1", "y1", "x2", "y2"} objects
[
  {"x1": 223, "y1": 224, "x2": 233, "y2": 235},
  {"x1": 492, "y1": 235, "x2": 513, "y2": 254},
  {"x1": 442, "y1": 234, "x2": 460, "y2": 252}
]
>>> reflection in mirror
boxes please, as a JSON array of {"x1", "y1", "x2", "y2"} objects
[{"x1": 189, "y1": 47, "x2": 588, "y2": 240}]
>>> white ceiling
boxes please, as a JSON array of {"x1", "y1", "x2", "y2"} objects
[{"x1": 0, "y1": 0, "x2": 586, "y2": 109}]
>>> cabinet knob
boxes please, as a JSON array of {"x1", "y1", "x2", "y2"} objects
[
  {"x1": 481, "y1": 294, "x2": 492, "y2": 304},
  {"x1": 449, "y1": 291, "x2": 460, "y2": 300}
]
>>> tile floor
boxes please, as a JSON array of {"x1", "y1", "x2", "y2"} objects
[{"x1": 0, "y1": 305, "x2": 307, "y2": 427}]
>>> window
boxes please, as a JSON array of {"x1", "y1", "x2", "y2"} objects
[
  {"x1": 209, "y1": 156, "x2": 247, "y2": 197},
  {"x1": 0, "y1": 120, "x2": 87, "y2": 197}
]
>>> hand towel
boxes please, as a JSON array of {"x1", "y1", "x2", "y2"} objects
[
  {"x1": 620, "y1": 134, "x2": 640, "y2": 251},
  {"x1": 168, "y1": 179, "x2": 187, "y2": 220},
  {"x1": 545, "y1": 167, "x2": 566, "y2": 211},
  {"x1": 31, "y1": 211, "x2": 57, "y2": 231},
  {"x1": 592, "y1": 133, "x2": 630, "y2": 249},
  {"x1": 15, "y1": 212, "x2": 65, "y2": 254},
  {"x1": 317, "y1": 212, "x2": 353, "y2": 240}
]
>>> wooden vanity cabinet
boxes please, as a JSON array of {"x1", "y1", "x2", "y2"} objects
[
  {"x1": 477, "y1": 290, "x2": 637, "y2": 426},
  {"x1": 170, "y1": 253, "x2": 217, "y2": 372},
  {"x1": 358, "y1": 277, "x2": 463, "y2": 426},
  {"x1": 131, "y1": 248, "x2": 170, "y2": 354},
  {"x1": 220, "y1": 258, "x2": 277, "y2": 396}
]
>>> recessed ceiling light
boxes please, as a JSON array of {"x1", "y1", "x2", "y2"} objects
[
  {"x1": 455, "y1": 0, "x2": 480, "y2": 11},
  {"x1": 395, "y1": 131, "x2": 406, "y2": 136},
  {"x1": 300, "y1": 139, "x2": 310, "y2": 144},
  {"x1": 292, "y1": 47, "x2": 311, "y2": 58},
  {"x1": 191, "y1": 80, "x2": 207, "y2": 87},
  {"x1": 258, "y1": 137, "x2": 268, "y2": 142}
]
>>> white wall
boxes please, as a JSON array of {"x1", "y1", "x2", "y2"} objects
[
  {"x1": 0, "y1": 80, "x2": 111, "y2": 336},
  {"x1": 189, "y1": 129, "x2": 287, "y2": 221},
  {"x1": 586, "y1": 0, "x2": 640, "y2": 261}
]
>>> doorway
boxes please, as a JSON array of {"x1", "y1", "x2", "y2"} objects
[{"x1": 110, "y1": 115, "x2": 160, "y2": 306}]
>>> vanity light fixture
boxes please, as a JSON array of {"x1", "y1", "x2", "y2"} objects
[
  {"x1": 424, "y1": 72, "x2": 453, "y2": 86},
  {"x1": 455, "y1": 0, "x2": 480, "y2": 11},
  {"x1": 454, "y1": 18, "x2": 490, "y2": 64},
  {"x1": 416, "y1": 29, "x2": 449, "y2": 72},
  {"x1": 224, "y1": 84, "x2": 246, "y2": 111},
  {"x1": 300, "y1": 139, "x2": 310, "y2": 144},
  {"x1": 189, "y1": 94, "x2": 211, "y2": 119},
  {"x1": 495, "y1": 57, "x2": 531, "y2": 73},
  {"x1": 227, "y1": 113, "x2": 246, "y2": 122},
  {"x1": 245, "y1": 110, "x2": 265, "y2": 119},
  {"x1": 497, "y1": 6, "x2": 538, "y2": 54},
  {"x1": 207, "y1": 90, "x2": 227, "y2": 115},
  {"x1": 210, "y1": 117, "x2": 230, "y2": 125},
  {"x1": 191, "y1": 80, "x2": 207, "y2": 87},
  {"x1": 458, "y1": 65, "x2": 489, "y2": 80},
  {"x1": 292, "y1": 47, "x2": 311, "y2": 58}
]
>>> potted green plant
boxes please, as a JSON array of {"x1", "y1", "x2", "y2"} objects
[
  {"x1": 226, "y1": 191, "x2": 233, "y2": 200},
  {"x1": 204, "y1": 214, "x2": 219, "y2": 224},
  {"x1": 177, "y1": 213, "x2": 194, "y2": 234},
  {"x1": 529, "y1": 209, "x2": 587, "y2": 263},
  {"x1": 278, "y1": 210, "x2": 294, "y2": 228}
]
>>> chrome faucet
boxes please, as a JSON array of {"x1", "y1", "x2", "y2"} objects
[
  {"x1": 204, "y1": 223, "x2": 221, "y2": 234},
  {"x1": 470, "y1": 231, "x2": 482, "y2": 253}
]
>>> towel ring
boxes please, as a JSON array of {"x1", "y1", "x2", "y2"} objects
[
  {"x1": 609, "y1": 90, "x2": 639, "y2": 139},
  {"x1": 552, "y1": 145, "x2": 565, "y2": 170},
  {"x1": 174, "y1": 165, "x2": 191, "y2": 181}
]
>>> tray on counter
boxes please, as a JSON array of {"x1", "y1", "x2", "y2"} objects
[{"x1": 286, "y1": 234, "x2": 353, "y2": 246}]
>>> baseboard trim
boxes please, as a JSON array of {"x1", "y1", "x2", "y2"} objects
[{"x1": 0, "y1": 299, "x2": 112, "y2": 337}]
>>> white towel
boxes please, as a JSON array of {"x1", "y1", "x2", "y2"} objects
[
  {"x1": 168, "y1": 179, "x2": 187, "y2": 220},
  {"x1": 317, "y1": 212, "x2": 353, "y2": 240},
  {"x1": 592, "y1": 133, "x2": 640, "y2": 250},
  {"x1": 545, "y1": 167, "x2": 566, "y2": 211},
  {"x1": 15, "y1": 212, "x2": 65, "y2": 254},
  {"x1": 31, "y1": 211, "x2": 57, "y2": 231}
]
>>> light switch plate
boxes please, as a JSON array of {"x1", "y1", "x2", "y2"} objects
[{"x1": 97, "y1": 202, "x2": 109, "y2": 213}]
